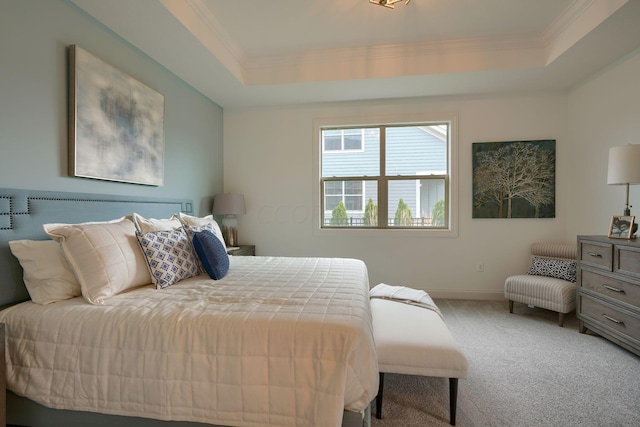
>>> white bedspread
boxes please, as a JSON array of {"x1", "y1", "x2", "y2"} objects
[{"x1": 0, "y1": 256, "x2": 378, "y2": 427}]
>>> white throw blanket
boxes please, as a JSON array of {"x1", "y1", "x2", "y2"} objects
[{"x1": 369, "y1": 283, "x2": 443, "y2": 319}]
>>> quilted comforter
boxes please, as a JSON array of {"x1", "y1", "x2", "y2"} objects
[{"x1": 0, "y1": 256, "x2": 378, "y2": 427}]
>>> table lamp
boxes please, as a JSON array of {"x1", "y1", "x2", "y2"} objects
[
  {"x1": 213, "y1": 193, "x2": 246, "y2": 247},
  {"x1": 607, "y1": 145, "x2": 640, "y2": 216}
]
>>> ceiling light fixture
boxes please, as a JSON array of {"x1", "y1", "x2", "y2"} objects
[{"x1": 369, "y1": 0, "x2": 411, "y2": 9}]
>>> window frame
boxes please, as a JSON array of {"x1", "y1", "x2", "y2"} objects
[{"x1": 313, "y1": 112, "x2": 458, "y2": 237}]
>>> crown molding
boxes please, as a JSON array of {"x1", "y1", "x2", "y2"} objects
[
  {"x1": 245, "y1": 33, "x2": 543, "y2": 69},
  {"x1": 159, "y1": 0, "x2": 245, "y2": 81},
  {"x1": 542, "y1": 0, "x2": 628, "y2": 64},
  {"x1": 165, "y1": 0, "x2": 628, "y2": 86},
  {"x1": 183, "y1": 0, "x2": 246, "y2": 63}
]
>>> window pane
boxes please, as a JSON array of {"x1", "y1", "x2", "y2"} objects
[
  {"x1": 321, "y1": 128, "x2": 379, "y2": 177},
  {"x1": 387, "y1": 179, "x2": 445, "y2": 227},
  {"x1": 325, "y1": 195, "x2": 341, "y2": 211},
  {"x1": 419, "y1": 178, "x2": 446, "y2": 226},
  {"x1": 344, "y1": 181, "x2": 363, "y2": 210},
  {"x1": 324, "y1": 135, "x2": 341, "y2": 151},
  {"x1": 386, "y1": 125, "x2": 447, "y2": 176},
  {"x1": 344, "y1": 130, "x2": 362, "y2": 150},
  {"x1": 325, "y1": 181, "x2": 342, "y2": 195},
  {"x1": 344, "y1": 181, "x2": 362, "y2": 194},
  {"x1": 345, "y1": 196, "x2": 361, "y2": 211},
  {"x1": 323, "y1": 180, "x2": 377, "y2": 227},
  {"x1": 362, "y1": 188, "x2": 379, "y2": 226}
]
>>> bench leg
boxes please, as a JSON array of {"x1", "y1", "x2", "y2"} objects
[
  {"x1": 376, "y1": 372, "x2": 384, "y2": 419},
  {"x1": 376, "y1": 373, "x2": 459, "y2": 424},
  {"x1": 449, "y1": 378, "x2": 458, "y2": 426}
]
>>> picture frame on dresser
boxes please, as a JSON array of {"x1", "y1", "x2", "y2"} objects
[{"x1": 608, "y1": 215, "x2": 634, "y2": 239}]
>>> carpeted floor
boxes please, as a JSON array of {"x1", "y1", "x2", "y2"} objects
[{"x1": 370, "y1": 299, "x2": 640, "y2": 427}]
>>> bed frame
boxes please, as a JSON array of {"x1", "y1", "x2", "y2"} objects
[{"x1": 0, "y1": 188, "x2": 370, "y2": 427}]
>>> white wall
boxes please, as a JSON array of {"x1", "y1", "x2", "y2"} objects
[
  {"x1": 224, "y1": 94, "x2": 569, "y2": 299},
  {"x1": 567, "y1": 48, "x2": 640, "y2": 238}
]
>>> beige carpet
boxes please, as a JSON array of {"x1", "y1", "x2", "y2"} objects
[{"x1": 370, "y1": 299, "x2": 640, "y2": 427}]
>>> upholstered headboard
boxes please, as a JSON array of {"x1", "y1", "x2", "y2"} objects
[{"x1": 0, "y1": 188, "x2": 193, "y2": 307}]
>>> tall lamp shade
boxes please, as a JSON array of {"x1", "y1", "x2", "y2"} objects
[
  {"x1": 607, "y1": 145, "x2": 640, "y2": 216},
  {"x1": 213, "y1": 193, "x2": 246, "y2": 247}
]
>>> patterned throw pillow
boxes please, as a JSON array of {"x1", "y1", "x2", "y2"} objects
[
  {"x1": 178, "y1": 213, "x2": 225, "y2": 243},
  {"x1": 528, "y1": 256, "x2": 577, "y2": 283},
  {"x1": 192, "y1": 230, "x2": 230, "y2": 280},
  {"x1": 182, "y1": 223, "x2": 218, "y2": 273},
  {"x1": 135, "y1": 229, "x2": 200, "y2": 289}
]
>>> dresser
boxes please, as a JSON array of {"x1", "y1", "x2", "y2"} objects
[{"x1": 577, "y1": 236, "x2": 640, "y2": 356}]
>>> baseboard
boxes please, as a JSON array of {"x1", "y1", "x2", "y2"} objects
[{"x1": 427, "y1": 289, "x2": 505, "y2": 301}]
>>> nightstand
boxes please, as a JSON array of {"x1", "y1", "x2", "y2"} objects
[{"x1": 227, "y1": 245, "x2": 255, "y2": 256}]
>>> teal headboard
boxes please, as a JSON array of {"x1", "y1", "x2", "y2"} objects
[{"x1": 0, "y1": 188, "x2": 193, "y2": 306}]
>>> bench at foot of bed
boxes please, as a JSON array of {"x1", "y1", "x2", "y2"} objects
[{"x1": 370, "y1": 298, "x2": 468, "y2": 425}]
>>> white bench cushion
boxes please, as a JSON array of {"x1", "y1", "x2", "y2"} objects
[{"x1": 371, "y1": 298, "x2": 467, "y2": 378}]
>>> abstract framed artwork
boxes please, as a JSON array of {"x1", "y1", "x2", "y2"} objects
[
  {"x1": 69, "y1": 45, "x2": 165, "y2": 186},
  {"x1": 472, "y1": 140, "x2": 556, "y2": 219}
]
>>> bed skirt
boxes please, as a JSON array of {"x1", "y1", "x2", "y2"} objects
[{"x1": 7, "y1": 392, "x2": 371, "y2": 427}]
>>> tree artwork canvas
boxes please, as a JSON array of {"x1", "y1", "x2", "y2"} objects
[{"x1": 472, "y1": 140, "x2": 555, "y2": 219}]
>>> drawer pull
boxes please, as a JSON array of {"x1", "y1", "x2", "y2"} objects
[
  {"x1": 587, "y1": 252, "x2": 602, "y2": 258},
  {"x1": 602, "y1": 314, "x2": 624, "y2": 325},
  {"x1": 603, "y1": 285, "x2": 625, "y2": 294}
]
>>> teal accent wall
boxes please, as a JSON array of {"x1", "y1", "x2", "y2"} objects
[{"x1": 0, "y1": 0, "x2": 223, "y2": 216}]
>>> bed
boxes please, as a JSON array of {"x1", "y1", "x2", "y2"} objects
[{"x1": 0, "y1": 188, "x2": 378, "y2": 427}]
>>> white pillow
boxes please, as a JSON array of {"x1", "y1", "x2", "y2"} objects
[
  {"x1": 43, "y1": 217, "x2": 151, "y2": 305},
  {"x1": 178, "y1": 213, "x2": 224, "y2": 243},
  {"x1": 132, "y1": 212, "x2": 181, "y2": 233},
  {"x1": 8, "y1": 239, "x2": 81, "y2": 304}
]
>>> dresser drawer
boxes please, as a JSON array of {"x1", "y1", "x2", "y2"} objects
[
  {"x1": 580, "y1": 295, "x2": 640, "y2": 343},
  {"x1": 615, "y1": 244, "x2": 640, "y2": 279},
  {"x1": 579, "y1": 241, "x2": 612, "y2": 270},
  {"x1": 581, "y1": 269, "x2": 640, "y2": 307}
]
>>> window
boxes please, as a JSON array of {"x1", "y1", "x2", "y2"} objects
[
  {"x1": 317, "y1": 118, "x2": 455, "y2": 232},
  {"x1": 323, "y1": 129, "x2": 364, "y2": 152}
]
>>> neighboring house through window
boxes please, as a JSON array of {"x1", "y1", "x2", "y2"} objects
[
  {"x1": 314, "y1": 113, "x2": 457, "y2": 235},
  {"x1": 323, "y1": 129, "x2": 364, "y2": 152}
]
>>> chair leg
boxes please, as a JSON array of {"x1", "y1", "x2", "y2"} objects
[
  {"x1": 558, "y1": 312, "x2": 565, "y2": 327},
  {"x1": 376, "y1": 372, "x2": 384, "y2": 419},
  {"x1": 449, "y1": 377, "x2": 458, "y2": 426},
  {"x1": 508, "y1": 300, "x2": 514, "y2": 313}
]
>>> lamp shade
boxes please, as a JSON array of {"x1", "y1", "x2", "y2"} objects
[
  {"x1": 213, "y1": 193, "x2": 246, "y2": 215},
  {"x1": 607, "y1": 145, "x2": 640, "y2": 185}
]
